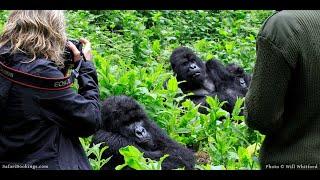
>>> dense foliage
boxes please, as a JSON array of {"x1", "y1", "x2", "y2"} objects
[{"x1": 0, "y1": 10, "x2": 274, "y2": 170}]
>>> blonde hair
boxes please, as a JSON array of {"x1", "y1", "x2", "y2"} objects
[{"x1": 0, "y1": 10, "x2": 67, "y2": 67}]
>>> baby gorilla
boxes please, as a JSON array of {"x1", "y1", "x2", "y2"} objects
[
  {"x1": 92, "y1": 95, "x2": 195, "y2": 170},
  {"x1": 226, "y1": 63, "x2": 252, "y2": 89},
  {"x1": 169, "y1": 46, "x2": 251, "y2": 113}
]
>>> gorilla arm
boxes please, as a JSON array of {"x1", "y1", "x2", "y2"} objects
[
  {"x1": 92, "y1": 130, "x2": 134, "y2": 153},
  {"x1": 92, "y1": 130, "x2": 163, "y2": 159},
  {"x1": 205, "y1": 59, "x2": 234, "y2": 82},
  {"x1": 188, "y1": 88, "x2": 235, "y2": 113}
]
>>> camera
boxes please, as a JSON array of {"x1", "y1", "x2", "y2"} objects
[
  {"x1": 60, "y1": 39, "x2": 83, "y2": 76},
  {"x1": 63, "y1": 39, "x2": 83, "y2": 67}
]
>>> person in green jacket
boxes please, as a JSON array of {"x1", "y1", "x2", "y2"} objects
[{"x1": 245, "y1": 10, "x2": 320, "y2": 170}]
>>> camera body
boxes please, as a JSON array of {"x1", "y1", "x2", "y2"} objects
[
  {"x1": 61, "y1": 39, "x2": 83, "y2": 75},
  {"x1": 63, "y1": 39, "x2": 83, "y2": 68}
]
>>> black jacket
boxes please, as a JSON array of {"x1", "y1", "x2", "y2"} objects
[{"x1": 0, "y1": 46, "x2": 102, "y2": 170}]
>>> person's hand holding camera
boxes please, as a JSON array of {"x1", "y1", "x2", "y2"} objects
[{"x1": 67, "y1": 38, "x2": 92, "y2": 62}]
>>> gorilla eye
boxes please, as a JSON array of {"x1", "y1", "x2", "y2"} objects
[
  {"x1": 182, "y1": 61, "x2": 189, "y2": 66},
  {"x1": 123, "y1": 121, "x2": 133, "y2": 126}
]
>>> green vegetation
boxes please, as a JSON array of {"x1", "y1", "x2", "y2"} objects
[
  {"x1": 0, "y1": 10, "x2": 274, "y2": 170},
  {"x1": 115, "y1": 146, "x2": 169, "y2": 170}
]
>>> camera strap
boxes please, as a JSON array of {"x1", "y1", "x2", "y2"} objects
[
  {"x1": 0, "y1": 60, "x2": 73, "y2": 91},
  {"x1": 69, "y1": 59, "x2": 83, "y2": 82}
]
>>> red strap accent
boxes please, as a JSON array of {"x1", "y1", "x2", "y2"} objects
[
  {"x1": 0, "y1": 72, "x2": 72, "y2": 91},
  {"x1": 0, "y1": 61, "x2": 73, "y2": 91}
]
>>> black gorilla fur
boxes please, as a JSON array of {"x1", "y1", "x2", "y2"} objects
[
  {"x1": 169, "y1": 46, "x2": 252, "y2": 113},
  {"x1": 92, "y1": 95, "x2": 195, "y2": 170}
]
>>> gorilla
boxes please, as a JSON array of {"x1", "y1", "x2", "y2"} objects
[
  {"x1": 92, "y1": 95, "x2": 195, "y2": 170},
  {"x1": 226, "y1": 63, "x2": 252, "y2": 88},
  {"x1": 169, "y1": 46, "x2": 252, "y2": 113}
]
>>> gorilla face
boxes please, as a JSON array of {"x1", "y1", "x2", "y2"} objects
[
  {"x1": 120, "y1": 121, "x2": 154, "y2": 148},
  {"x1": 170, "y1": 47, "x2": 206, "y2": 83},
  {"x1": 226, "y1": 63, "x2": 251, "y2": 89},
  {"x1": 101, "y1": 95, "x2": 156, "y2": 150}
]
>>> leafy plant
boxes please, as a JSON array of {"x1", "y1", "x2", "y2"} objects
[
  {"x1": 80, "y1": 138, "x2": 111, "y2": 170},
  {"x1": 115, "y1": 146, "x2": 169, "y2": 170}
]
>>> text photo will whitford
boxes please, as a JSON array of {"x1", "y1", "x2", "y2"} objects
[{"x1": 265, "y1": 164, "x2": 319, "y2": 170}]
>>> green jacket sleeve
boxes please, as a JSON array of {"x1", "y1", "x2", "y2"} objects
[{"x1": 244, "y1": 35, "x2": 292, "y2": 136}]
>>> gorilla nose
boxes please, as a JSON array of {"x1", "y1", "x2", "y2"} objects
[
  {"x1": 190, "y1": 64, "x2": 197, "y2": 69},
  {"x1": 135, "y1": 127, "x2": 146, "y2": 137}
]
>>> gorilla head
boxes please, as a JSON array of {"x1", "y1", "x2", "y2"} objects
[
  {"x1": 101, "y1": 96, "x2": 155, "y2": 149},
  {"x1": 93, "y1": 95, "x2": 196, "y2": 170},
  {"x1": 170, "y1": 47, "x2": 207, "y2": 84},
  {"x1": 226, "y1": 63, "x2": 245, "y2": 76},
  {"x1": 226, "y1": 63, "x2": 252, "y2": 89},
  {"x1": 167, "y1": 46, "x2": 252, "y2": 115}
]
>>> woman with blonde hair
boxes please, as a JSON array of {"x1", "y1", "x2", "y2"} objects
[{"x1": 0, "y1": 10, "x2": 101, "y2": 170}]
